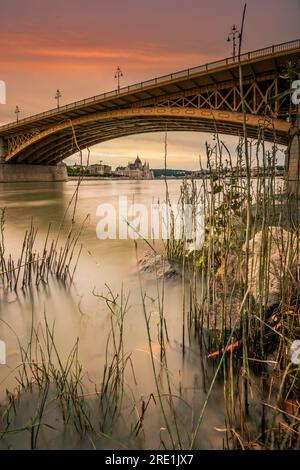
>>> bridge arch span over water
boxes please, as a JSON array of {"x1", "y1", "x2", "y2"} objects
[{"x1": 0, "y1": 39, "x2": 299, "y2": 183}]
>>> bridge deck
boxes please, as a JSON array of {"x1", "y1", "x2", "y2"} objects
[{"x1": 0, "y1": 39, "x2": 299, "y2": 136}]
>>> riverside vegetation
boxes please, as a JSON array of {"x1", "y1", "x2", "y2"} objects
[{"x1": 0, "y1": 133, "x2": 299, "y2": 450}]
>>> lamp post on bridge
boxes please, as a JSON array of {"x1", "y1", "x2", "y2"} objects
[
  {"x1": 55, "y1": 89, "x2": 62, "y2": 109},
  {"x1": 15, "y1": 105, "x2": 20, "y2": 122},
  {"x1": 227, "y1": 24, "x2": 241, "y2": 61},
  {"x1": 114, "y1": 66, "x2": 123, "y2": 93}
]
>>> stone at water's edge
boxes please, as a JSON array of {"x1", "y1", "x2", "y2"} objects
[
  {"x1": 138, "y1": 250, "x2": 181, "y2": 279},
  {"x1": 243, "y1": 227, "x2": 298, "y2": 307},
  {"x1": 0, "y1": 163, "x2": 68, "y2": 182},
  {"x1": 286, "y1": 104, "x2": 299, "y2": 198}
]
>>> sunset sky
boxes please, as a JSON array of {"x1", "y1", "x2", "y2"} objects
[{"x1": 0, "y1": 0, "x2": 299, "y2": 169}]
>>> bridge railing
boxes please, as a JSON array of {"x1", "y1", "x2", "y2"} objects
[{"x1": 1, "y1": 38, "x2": 299, "y2": 131}]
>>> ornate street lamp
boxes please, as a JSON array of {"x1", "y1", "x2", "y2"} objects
[
  {"x1": 15, "y1": 105, "x2": 20, "y2": 122},
  {"x1": 114, "y1": 66, "x2": 123, "y2": 93},
  {"x1": 55, "y1": 89, "x2": 62, "y2": 109},
  {"x1": 227, "y1": 24, "x2": 241, "y2": 61}
]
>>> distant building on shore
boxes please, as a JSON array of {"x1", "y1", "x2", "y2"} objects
[
  {"x1": 251, "y1": 165, "x2": 285, "y2": 177},
  {"x1": 68, "y1": 156, "x2": 154, "y2": 179},
  {"x1": 115, "y1": 155, "x2": 153, "y2": 179},
  {"x1": 88, "y1": 163, "x2": 112, "y2": 175},
  {"x1": 68, "y1": 162, "x2": 112, "y2": 175}
]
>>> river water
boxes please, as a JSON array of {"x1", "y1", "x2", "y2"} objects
[{"x1": 0, "y1": 180, "x2": 226, "y2": 449}]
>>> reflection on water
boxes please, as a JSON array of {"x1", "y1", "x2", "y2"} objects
[{"x1": 0, "y1": 180, "x2": 225, "y2": 449}]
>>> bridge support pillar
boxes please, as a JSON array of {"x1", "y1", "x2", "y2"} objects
[
  {"x1": 0, "y1": 137, "x2": 7, "y2": 161},
  {"x1": 0, "y1": 163, "x2": 68, "y2": 183},
  {"x1": 286, "y1": 105, "x2": 300, "y2": 197}
]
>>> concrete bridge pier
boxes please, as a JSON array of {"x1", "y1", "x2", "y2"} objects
[
  {"x1": 0, "y1": 138, "x2": 68, "y2": 182},
  {"x1": 0, "y1": 137, "x2": 7, "y2": 161},
  {"x1": 0, "y1": 163, "x2": 68, "y2": 183}
]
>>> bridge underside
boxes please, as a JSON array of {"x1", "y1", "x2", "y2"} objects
[{"x1": 3, "y1": 108, "x2": 289, "y2": 165}]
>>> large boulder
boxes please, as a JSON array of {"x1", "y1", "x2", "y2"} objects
[
  {"x1": 243, "y1": 227, "x2": 298, "y2": 307},
  {"x1": 138, "y1": 250, "x2": 181, "y2": 279}
]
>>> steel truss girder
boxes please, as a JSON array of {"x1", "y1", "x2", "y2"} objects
[
  {"x1": 7, "y1": 128, "x2": 40, "y2": 154},
  {"x1": 154, "y1": 79, "x2": 280, "y2": 116}
]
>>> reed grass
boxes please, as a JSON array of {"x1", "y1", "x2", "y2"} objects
[
  {"x1": 0, "y1": 211, "x2": 86, "y2": 292},
  {"x1": 161, "y1": 137, "x2": 299, "y2": 449},
  {"x1": 0, "y1": 302, "x2": 139, "y2": 449}
]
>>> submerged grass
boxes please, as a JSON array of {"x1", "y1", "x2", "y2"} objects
[
  {"x1": 0, "y1": 295, "x2": 140, "y2": 449},
  {"x1": 0, "y1": 209, "x2": 86, "y2": 291}
]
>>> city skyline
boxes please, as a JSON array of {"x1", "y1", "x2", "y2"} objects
[{"x1": 1, "y1": 0, "x2": 299, "y2": 168}]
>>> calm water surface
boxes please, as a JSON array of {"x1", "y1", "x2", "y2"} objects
[{"x1": 0, "y1": 180, "x2": 225, "y2": 449}]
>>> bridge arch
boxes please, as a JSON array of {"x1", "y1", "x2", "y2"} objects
[{"x1": 5, "y1": 107, "x2": 290, "y2": 165}]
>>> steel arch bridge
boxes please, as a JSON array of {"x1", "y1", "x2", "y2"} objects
[{"x1": 0, "y1": 39, "x2": 299, "y2": 166}]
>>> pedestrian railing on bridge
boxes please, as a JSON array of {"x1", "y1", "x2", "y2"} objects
[{"x1": 1, "y1": 38, "x2": 299, "y2": 131}]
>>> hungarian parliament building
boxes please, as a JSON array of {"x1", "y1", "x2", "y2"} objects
[
  {"x1": 70, "y1": 155, "x2": 154, "y2": 179},
  {"x1": 114, "y1": 155, "x2": 154, "y2": 179}
]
